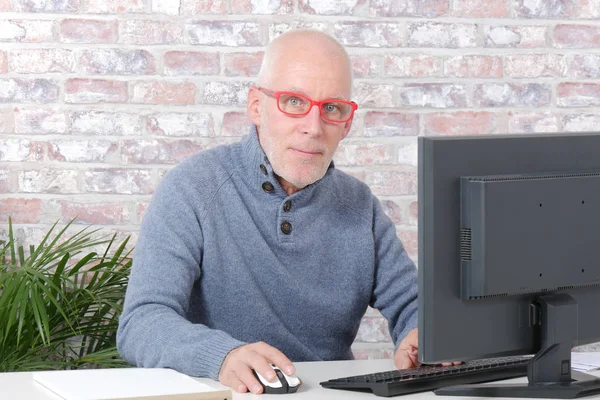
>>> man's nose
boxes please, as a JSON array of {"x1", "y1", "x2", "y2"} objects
[{"x1": 303, "y1": 105, "x2": 324, "y2": 136}]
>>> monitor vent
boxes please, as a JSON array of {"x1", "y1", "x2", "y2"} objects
[
  {"x1": 467, "y1": 171, "x2": 600, "y2": 183},
  {"x1": 460, "y1": 228, "x2": 472, "y2": 261},
  {"x1": 468, "y1": 282, "x2": 600, "y2": 300}
]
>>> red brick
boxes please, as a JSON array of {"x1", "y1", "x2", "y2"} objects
[
  {"x1": 350, "y1": 55, "x2": 381, "y2": 78},
  {"x1": 268, "y1": 22, "x2": 329, "y2": 41},
  {"x1": 408, "y1": 22, "x2": 477, "y2": 48},
  {"x1": 570, "y1": 54, "x2": 600, "y2": 78},
  {"x1": 0, "y1": 109, "x2": 14, "y2": 133},
  {"x1": 562, "y1": 114, "x2": 600, "y2": 132},
  {"x1": 299, "y1": 0, "x2": 364, "y2": 14},
  {"x1": 120, "y1": 20, "x2": 183, "y2": 45},
  {"x1": 516, "y1": 0, "x2": 573, "y2": 18},
  {"x1": 14, "y1": 108, "x2": 67, "y2": 134},
  {"x1": 121, "y1": 139, "x2": 205, "y2": 164},
  {"x1": 444, "y1": 55, "x2": 502, "y2": 78},
  {"x1": 484, "y1": 25, "x2": 547, "y2": 48},
  {"x1": 84, "y1": 0, "x2": 146, "y2": 13},
  {"x1": 364, "y1": 112, "x2": 419, "y2": 137},
  {"x1": 409, "y1": 200, "x2": 418, "y2": 226},
  {"x1": 131, "y1": 81, "x2": 196, "y2": 105},
  {"x1": 59, "y1": 19, "x2": 117, "y2": 43},
  {"x1": 164, "y1": 51, "x2": 219, "y2": 76},
  {"x1": 18, "y1": 169, "x2": 79, "y2": 193},
  {"x1": 397, "y1": 230, "x2": 418, "y2": 257},
  {"x1": 0, "y1": 20, "x2": 54, "y2": 42},
  {"x1": 0, "y1": 198, "x2": 42, "y2": 223},
  {"x1": 398, "y1": 84, "x2": 467, "y2": 108},
  {"x1": 365, "y1": 167, "x2": 417, "y2": 196},
  {"x1": 224, "y1": 52, "x2": 264, "y2": 77},
  {"x1": 137, "y1": 201, "x2": 149, "y2": 222},
  {"x1": 353, "y1": 83, "x2": 395, "y2": 108},
  {"x1": 334, "y1": 141, "x2": 394, "y2": 166},
  {"x1": 352, "y1": 346, "x2": 394, "y2": 360},
  {"x1": 232, "y1": 0, "x2": 293, "y2": 13},
  {"x1": 504, "y1": 54, "x2": 567, "y2": 78},
  {"x1": 221, "y1": 112, "x2": 251, "y2": 137},
  {"x1": 15, "y1": 0, "x2": 80, "y2": 12},
  {"x1": 0, "y1": 139, "x2": 39, "y2": 162},
  {"x1": 0, "y1": 51, "x2": 6, "y2": 73},
  {"x1": 59, "y1": 201, "x2": 130, "y2": 225},
  {"x1": 0, "y1": 79, "x2": 59, "y2": 103},
  {"x1": 575, "y1": 0, "x2": 600, "y2": 18},
  {"x1": 334, "y1": 22, "x2": 404, "y2": 47},
  {"x1": 180, "y1": 0, "x2": 227, "y2": 15},
  {"x1": 203, "y1": 81, "x2": 251, "y2": 106},
  {"x1": 147, "y1": 112, "x2": 213, "y2": 137},
  {"x1": 424, "y1": 112, "x2": 505, "y2": 136},
  {"x1": 385, "y1": 55, "x2": 442, "y2": 78},
  {"x1": 71, "y1": 110, "x2": 142, "y2": 136},
  {"x1": 474, "y1": 83, "x2": 551, "y2": 107},
  {"x1": 187, "y1": 21, "x2": 263, "y2": 46},
  {"x1": 397, "y1": 140, "x2": 418, "y2": 167},
  {"x1": 370, "y1": 0, "x2": 448, "y2": 17},
  {"x1": 453, "y1": 0, "x2": 508, "y2": 17},
  {"x1": 9, "y1": 49, "x2": 75, "y2": 73},
  {"x1": 65, "y1": 79, "x2": 128, "y2": 103},
  {"x1": 380, "y1": 199, "x2": 403, "y2": 224},
  {"x1": 0, "y1": 0, "x2": 11, "y2": 10},
  {"x1": 78, "y1": 49, "x2": 155, "y2": 75},
  {"x1": 508, "y1": 112, "x2": 559, "y2": 134},
  {"x1": 355, "y1": 316, "x2": 391, "y2": 342},
  {"x1": 84, "y1": 169, "x2": 154, "y2": 194},
  {"x1": 0, "y1": 169, "x2": 9, "y2": 192},
  {"x1": 557, "y1": 83, "x2": 600, "y2": 107},
  {"x1": 48, "y1": 140, "x2": 118, "y2": 162},
  {"x1": 554, "y1": 25, "x2": 600, "y2": 48}
]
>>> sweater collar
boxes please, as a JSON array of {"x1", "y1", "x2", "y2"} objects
[{"x1": 238, "y1": 125, "x2": 335, "y2": 200}]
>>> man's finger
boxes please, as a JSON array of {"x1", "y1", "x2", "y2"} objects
[
  {"x1": 229, "y1": 377, "x2": 248, "y2": 393},
  {"x1": 236, "y1": 366, "x2": 264, "y2": 395}
]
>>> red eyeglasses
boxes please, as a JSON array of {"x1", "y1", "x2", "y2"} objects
[{"x1": 256, "y1": 87, "x2": 358, "y2": 123}]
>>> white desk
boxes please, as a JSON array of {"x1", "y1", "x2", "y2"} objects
[{"x1": 4, "y1": 359, "x2": 600, "y2": 400}]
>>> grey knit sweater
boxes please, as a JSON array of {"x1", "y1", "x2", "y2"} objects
[{"x1": 116, "y1": 126, "x2": 418, "y2": 380}]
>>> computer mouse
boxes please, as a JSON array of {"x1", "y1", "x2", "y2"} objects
[{"x1": 252, "y1": 364, "x2": 302, "y2": 394}]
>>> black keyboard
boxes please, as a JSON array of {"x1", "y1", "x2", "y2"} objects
[{"x1": 320, "y1": 355, "x2": 531, "y2": 397}]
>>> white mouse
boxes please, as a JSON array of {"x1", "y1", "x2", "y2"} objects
[{"x1": 252, "y1": 364, "x2": 302, "y2": 394}]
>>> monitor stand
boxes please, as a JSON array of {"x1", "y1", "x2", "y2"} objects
[{"x1": 436, "y1": 294, "x2": 600, "y2": 399}]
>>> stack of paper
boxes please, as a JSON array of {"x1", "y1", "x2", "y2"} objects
[
  {"x1": 33, "y1": 368, "x2": 231, "y2": 400},
  {"x1": 572, "y1": 352, "x2": 600, "y2": 372}
]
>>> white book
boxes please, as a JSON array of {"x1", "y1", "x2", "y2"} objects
[{"x1": 32, "y1": 368, "x2": 232, "y2": 400}]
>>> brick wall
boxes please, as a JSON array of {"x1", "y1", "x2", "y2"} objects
[{"x1": 1, "y1": 0, "x2": 599, "y2": 359}]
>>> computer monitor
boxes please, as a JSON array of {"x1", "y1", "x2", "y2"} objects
[{"x1": 418, "y1": 132, "x2": 600, "y2": 398}]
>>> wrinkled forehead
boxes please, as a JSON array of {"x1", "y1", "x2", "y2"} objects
[{"x1": 267, "y1": 50, "x2": 352, "y2": 100}]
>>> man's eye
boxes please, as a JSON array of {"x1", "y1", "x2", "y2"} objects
[
  {"x1": 288, "y1": 97, "x2": 303, "y2": 106},
  {"x1": 324, "y1": 104, "x2": 338, "y2": 112}
]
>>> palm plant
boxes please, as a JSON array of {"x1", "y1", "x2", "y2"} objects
[{"x1": 0, "y1": 218, "x2": 133, "y2": 372}]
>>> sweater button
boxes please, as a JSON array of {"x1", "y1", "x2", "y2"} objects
[
  {"x1": 281, "y1": 221, "x2": 292, "y2": 234},
  {"x1": 262, "y1": 182, "x2": 274, "y2": 193},
  {"x1": 283, "y1": 200, "x2": 292, "y2": 212},
  {"x1": 259, "y1": 164, "x2": 268, "y2": 176}
]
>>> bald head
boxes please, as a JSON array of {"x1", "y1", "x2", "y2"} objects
[{"x1": 256, "y1": 30, "x2": 353, "y2": 97}]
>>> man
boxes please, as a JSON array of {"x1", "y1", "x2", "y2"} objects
[{"x1": 117, "y1": 29, "x2": 419, "y2": 395}]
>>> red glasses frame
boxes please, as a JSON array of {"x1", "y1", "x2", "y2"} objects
[{"x1": 256, "y1": 87, "x2": 358, "y2": 123}]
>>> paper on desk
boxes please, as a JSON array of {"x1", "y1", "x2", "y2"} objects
[
  {"x1": 32, "y1": 368, "x2": 231, "y2": 400},
  {"x1": 572, "y1": 352, "x2": 600, "y2": 372}
]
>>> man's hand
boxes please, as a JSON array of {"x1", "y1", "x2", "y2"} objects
[
  {"x1": 218, "y1": 342, "x2": 295, "y2": 394},
  {"x1": 395, "y1": 328, "x2": 420, "y2": 369},
  {"x1": 394, "y1": 328, "x2": 461, "y2": 370}
]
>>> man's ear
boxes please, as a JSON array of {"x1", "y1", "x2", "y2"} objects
[{"x1": 247, "y1": 86, "x2": 262, "y2": 127}]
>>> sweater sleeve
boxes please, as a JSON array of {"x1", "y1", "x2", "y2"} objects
[
  {"x1": 116, "y1": 167, "x2": 246, "y2": 380},
  {"x1": 369, "y1": 195, "x2": 419, "y2": 349}
]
